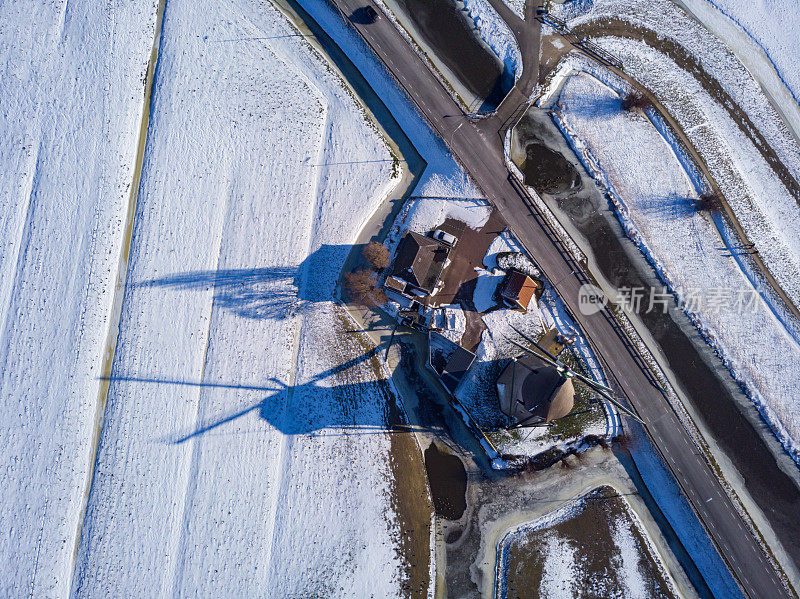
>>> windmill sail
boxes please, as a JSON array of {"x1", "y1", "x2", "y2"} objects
[{"x1": 504, "y1": 334, "x2": 645, "y2": 425}]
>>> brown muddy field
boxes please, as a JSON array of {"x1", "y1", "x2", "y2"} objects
[{"x1": 500, "y1": 486, "x2": 676, "y2": 599}]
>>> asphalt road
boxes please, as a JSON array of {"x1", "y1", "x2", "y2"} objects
[{"x1": 327, "y1": 1, "x2": 793, "y2": 597}]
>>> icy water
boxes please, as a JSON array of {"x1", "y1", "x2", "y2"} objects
[
  {"x1": 521, "y1": 142, "x2": 581, "y2": 193},
  {"x1": 387, "y1": 0, "x2": 511, "y2": 111},
  {"x1": 424, "y1": 441, "x2": 467, "y2": 520},
  {"x1": 513, "y1": 108, "x2": 800, "y2": 564}
]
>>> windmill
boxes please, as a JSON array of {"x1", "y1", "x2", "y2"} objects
[{"x1": 503, "y1": 325, "x2": 644, "y2": 428}]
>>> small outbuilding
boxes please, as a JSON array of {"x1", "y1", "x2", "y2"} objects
[
  {"x1": 499, "y1": 270, "x2": 541, "y2": 311},
  {"x1": 496, "y1": 355, "x2": 575, "y2": 426},
  {"x1": 428, "y1": 332, "x2": 476, "y2": 394}
]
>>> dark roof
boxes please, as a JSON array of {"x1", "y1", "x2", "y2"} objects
[
  {"x1": 496, "y1": 355, "x2": 575, "y2": 423},
  {"x1": 500, "y1": 270, "x2": 538, "y2": 310},
  {"x1": 520, "y1": 366, "x2": 566, "y2": 416},
  {"x1": 391, "y1": 231, "x2": 449, "y2": 292},
  {"x1": 441, "y1": 346, "x2": 476, "y2": 393}
]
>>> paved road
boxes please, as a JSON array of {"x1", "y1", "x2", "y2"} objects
[{"x1": 327, "y1": 1, "x2": 793, "y2": 597}]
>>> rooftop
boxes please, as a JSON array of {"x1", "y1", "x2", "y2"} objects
[
  {"x1": 391, "y1": 231, "x2": 450, "y2": 293},
  {"x1": 497, "y1": 355, "x2": 575, "y2": 424},
  {"x1": 500, "y1": 270, "x2": 539, "y2": 311}
]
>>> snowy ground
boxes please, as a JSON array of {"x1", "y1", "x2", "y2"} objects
[
  {"x1": 548, "y1": 0, "x2": 800, "y2": 313},
  {"x1": 66, "y1": 0, "x2": 417, "y2": 596},
  {"x1": 0, "y1": 1, "x2": 159, "y2": 594},
  {"x1": 554, "y1": 69, "x2": 800, "y2": 461},
  {"x1": 497, "y1": 485, "x2": 679, "y2": 599},
  {"x1": 676, "y1": 0, "x2": 800, "y2": 137}
]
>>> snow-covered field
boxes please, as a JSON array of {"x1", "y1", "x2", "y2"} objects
[
  {"x1": 68, "y1": 0, "x2": 414, "y2": 595},
  {"x1": 0, "y1": 1, "x2": 159, "y2": 594},
  {"x1": 554, "y1": 69, "x2": 800, "y2": 461},
  {"x1": 699, "y1": 0, "x2": 800, "y2": 103},
  {"x1": 676, "y1": 0, "x2": 800, "y2": 137},
  {"x1": 549, "y1": 0, "x2": 800, "y2": 312}
]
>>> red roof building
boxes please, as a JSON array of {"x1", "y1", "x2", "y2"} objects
[{"x1": 499, "y1": 270, "x2": 540, "y2": 311}]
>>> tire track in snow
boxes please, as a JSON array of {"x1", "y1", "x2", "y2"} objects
[
  {"x1": 0, "y1": 139, "x2": 42, "y2": 365},
  {"x1": 260, "y1": 100, "x2": 331, "y2": 594},
  {"x1": 66, "y1": 0, "x2": 167, "y2": 591}
]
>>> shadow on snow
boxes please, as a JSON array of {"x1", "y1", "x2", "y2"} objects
[{"x1": 135, "y1": 244, "x2": 353, "y2": 320}]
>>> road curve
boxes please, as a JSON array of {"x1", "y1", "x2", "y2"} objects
[{"x1": 326, "y1": 1, "x2": 793, "y2": 597}]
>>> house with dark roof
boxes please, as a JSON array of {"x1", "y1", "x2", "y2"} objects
[
  {"x1": 496, "y1": 355, "x2": 574, "y2": 426},
  {"x1": 439, "y1": 346, "x2": 476, "y2": 393},
  {"x1": 499, "y1": 270, "x2": 541, "y2": 311},
  {"x1": 388, "y1": 231, "x2": 450, "y2": 297},
  {"x1": 428, "y1": 331, "x2": 476, "y2": 394}
]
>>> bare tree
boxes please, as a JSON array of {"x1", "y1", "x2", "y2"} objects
[
  {"x1": 362, "y1": 241, "x2": 391, "y2": 270},
  {"x1": 695, "y1": 192, "x2": 723, "y2": 214},
  {"x1": 621, "y1": 92, "x2": 652, "y2": 111},
  {"x1": 344, "y1": 269, "x2": 386, "y2": 306}
]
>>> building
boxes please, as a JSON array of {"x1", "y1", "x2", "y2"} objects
[
  {"x1": 438, "y1": 345, "x2": 476, "y2": 393},
  {"x1": 496, "y1": 355, "x2": 574, "y2": 426},
  {"x1": 428, "y1": 332, "x2": 476, "y2": 393},
  {"x1": 386, "y1": 231, "x2": 450, "y2": 297},
  {"x1": 499, "y1": 270, "x2": 540, "y2": 311}
]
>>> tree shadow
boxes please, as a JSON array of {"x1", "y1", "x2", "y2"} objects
[
  {"x1": 636, "y1": 195, "x2": 697, "y2": 219},
  {"x1": 568, "y1": 92, "x2": 623, "y2": 119},
  {"x1": 135, "y1": 244, "x2": 353, "y2": 320}
]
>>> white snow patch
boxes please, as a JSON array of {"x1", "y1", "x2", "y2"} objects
[
  {"x1": 540, "y1": 534, "x2": 579, "y2": 598},
  {"x1": 612, "y1": 517, "x2": 649, "y2": 598},
  {"x1": 483, "y1": 229, "x2": 523, "y2": 269},
  {"x1": 473, "y1": 268, "x2": 506, "y2": 312},
  {"x1": 685, "y1": 0, "x2": 800, "y2": 124},
  {"x1": 501, "y1": 0, "x2": 525, "y2": 19},
  {"x1": 463, "y1": 0, "x2": 522, "y2": 81}
]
